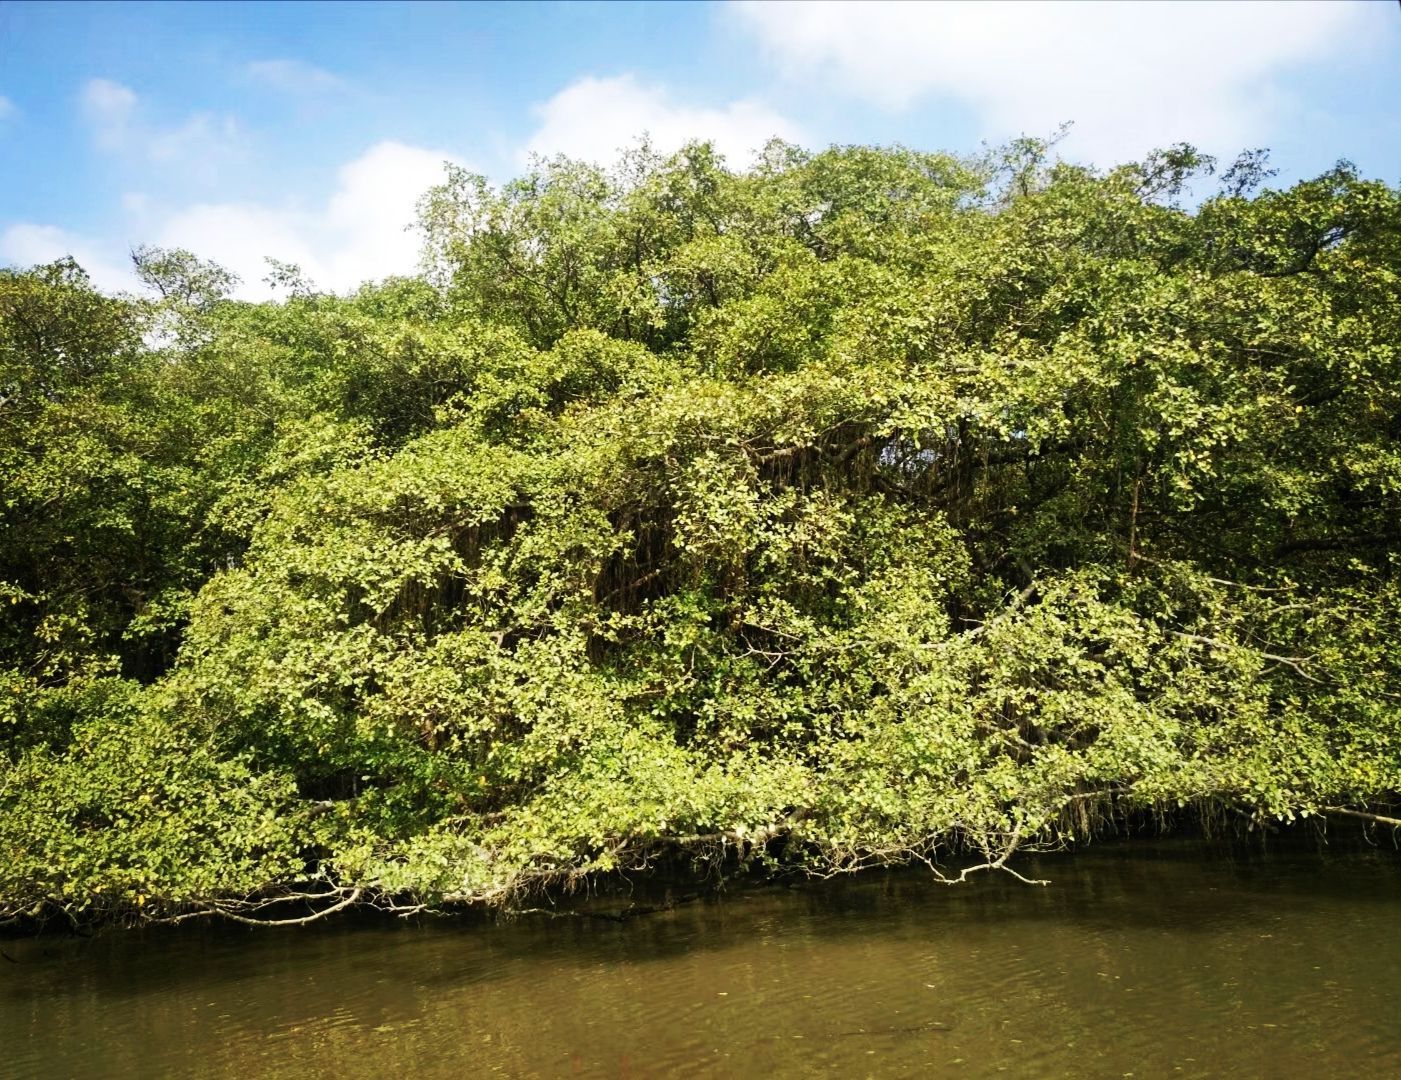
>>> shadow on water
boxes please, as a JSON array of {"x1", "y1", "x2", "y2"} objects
[
  {"x1": 8, "y1": 830, "x2": 1401, "y2": 982},
  {"x1": 4, "y1": 833, "x2": 1401, "y2": 1078}
]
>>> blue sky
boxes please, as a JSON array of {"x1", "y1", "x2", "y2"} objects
[{"x1": 2, "y1": 0, "x2": 1397, "y2": 297}]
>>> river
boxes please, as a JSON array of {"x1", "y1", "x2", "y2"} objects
[{"x1": 4, "y1": 837, "x2": 1399, "y2": 1077}]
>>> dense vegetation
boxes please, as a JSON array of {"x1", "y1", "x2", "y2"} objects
[{"x1": 3, "y1": 139, "x2": 1399, "y2": 927}]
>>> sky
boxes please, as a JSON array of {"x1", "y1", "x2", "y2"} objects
[{"x1": 1, "y1": 0, "x2": 1397, "y2": 298}]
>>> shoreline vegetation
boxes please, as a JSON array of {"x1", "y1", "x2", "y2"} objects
[{"x1": 2, "y1": 138, "x2": 1399, "y2": 932}]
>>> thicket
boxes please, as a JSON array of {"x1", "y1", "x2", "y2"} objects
[{"x1": 2, "y1": 139, "x2": 1398, "y2": 927}]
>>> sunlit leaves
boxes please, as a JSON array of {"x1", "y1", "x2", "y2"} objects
[{"x1": 3, "y1": 137, "x2": 1399, "y2": 922}]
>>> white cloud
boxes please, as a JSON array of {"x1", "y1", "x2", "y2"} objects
[
  {"x1": 0, "y1": 95, "x2": 17, "y2": 120},
  {"x1": 155, "y1": 140, "x2": 459, "y2": 297},
  {"x1": 730, "y1": 0, "x2": 1371, "y2": 163},
  {"x1": 244, "y1": 59, "x2": 348, "y2": 95},
  {"x1": 525, "y1": 74, "x2": 802, "y2": 166},
  {"x1": 319, "y1": 141, "x2": 452, "y2": 286},
  {"x1": 154, "y1": 203, "x2": 315, "y2": 295},
  {"x1": 81, "y1": 78, "x2": 138, "y2": 150},
  {"x1": 6, "y1": 142, "x2": 457, "y2": 300},
  {"x1": 146, "y1": 112, "x2": 246, "y2": 167},
  {"x1": 0, "y1": 223, "x2": 137, "y2": 293},
  {"x1": 79, "y1": 77, "x2": 246, "y2": 172}
]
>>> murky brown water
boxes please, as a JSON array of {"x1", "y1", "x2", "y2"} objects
[{"x1": 4, "y1": 838, "x2": 1400, "y2": 1078}]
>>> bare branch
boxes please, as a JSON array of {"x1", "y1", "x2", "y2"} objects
[{"x1": 1323, "y1": 806, "x2": 1401, "y2": 829}]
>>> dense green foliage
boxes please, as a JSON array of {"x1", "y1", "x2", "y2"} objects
[{"x1": 3, "y1": 139, "x2": 1399, "y2": 925}]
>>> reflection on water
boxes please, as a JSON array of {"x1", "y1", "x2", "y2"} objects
[{"x1": 4, "y1": 838, "x2": 1401, "y2": 1078}]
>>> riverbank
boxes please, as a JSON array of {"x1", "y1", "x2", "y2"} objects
[{"x1": 6, "y1": 814, "x2": 1396, "y2": 940}]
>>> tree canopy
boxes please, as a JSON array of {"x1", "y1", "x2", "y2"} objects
[{"x1": 3, "y1": 138, "x2": 1399, "y2": 927}]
